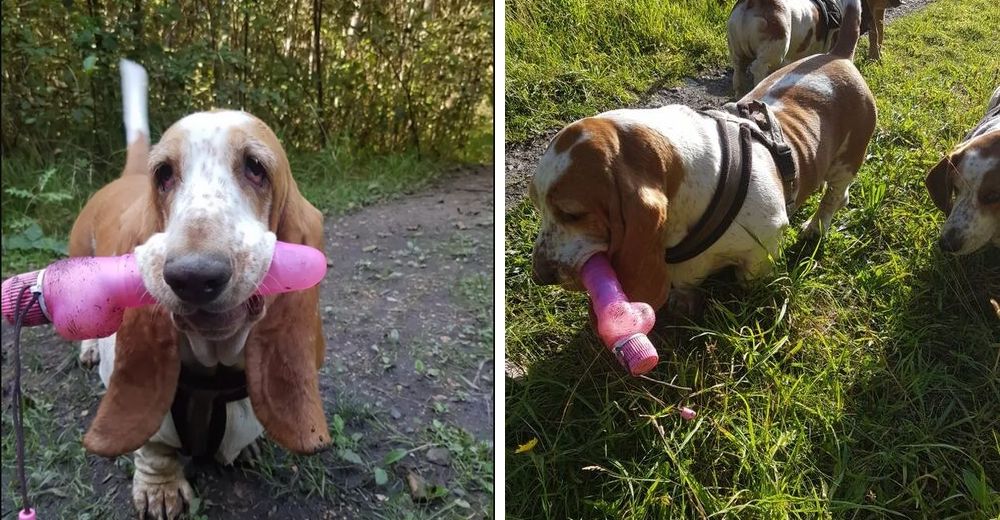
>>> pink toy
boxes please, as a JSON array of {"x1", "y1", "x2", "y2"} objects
[
  {"x1": 18, "y1": 509, "x2": 35, "y2": 520},
  {"x1": 679, "y1": 407, "x2": 697, "y2": 421},
  {"x1": 580, "y1": 253, "x2": 658, "y2": 375},
  {"x1": 2, "y1": 241, "x2": 327, "y2": 340}
]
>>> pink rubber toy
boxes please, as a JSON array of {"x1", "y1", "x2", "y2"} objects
[
  {"x1": 2, "y1": 241, "x2": 327, "y2": 340},
  {"x1": 580, "y1": 253, "x2": 658, "y2": 375},
  {"x1": 18, "y1": 509, "x2": 35, "y2": 520}
]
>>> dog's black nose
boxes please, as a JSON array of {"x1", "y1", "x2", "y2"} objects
[
  {"x1": 163, "y1": 253, "x2": 232, "y2": 304},
  {"x1": 938, "y1": 230, "x2": 963, "y2": 253},
  {"x1": 531, "y1": 254, "x2": 559, "y2": 286}
]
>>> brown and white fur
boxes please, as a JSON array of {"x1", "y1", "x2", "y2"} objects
[
  {"x1": 863, "y1": 0, "x2": 899, "y2": 61},
  {"x1": 728, "y1": 0, "x2": 896, "y2": 96},
  {"x1": 530, "y1": 0, "x2": 875, "y2": 313},
  {"x1": 925, "y1": 85, "x2": 1000, "y2": 255},
  {"x1": 70, "y1": 61, "x2": 328, "y2": 519}
]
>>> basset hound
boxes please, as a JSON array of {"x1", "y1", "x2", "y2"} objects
[
  {"x1": 727, "y1": 0, "x2": 900, "y2": 95},
  {"x1": 925, "y1": 85, "x2": 1000, "y2": 255},
  {"x1": 69, "y1": 60, "x2": 329, "y2": 519},
  {"x1": 530, "y1": 0, "x2": 875, "y2": 314}
]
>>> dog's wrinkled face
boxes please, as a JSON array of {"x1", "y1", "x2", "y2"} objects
[
  {"x1": 529, "y1": 117, "x2": 675, "y2": 311},
  {"x1": 135, "y1": 110, "x2": 284, "y2": 339},
  {"x1": 927, "y1": 131, "x2": 1000, "y2": 255},
  {"x1": 529, "y1": 121, "x2": 617, "y2": 290}
]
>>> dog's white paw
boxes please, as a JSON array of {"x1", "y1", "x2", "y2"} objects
[
  {"x1": 234, "y1": 439, "x2": 263, "y2": 467},
  {"x1": 132, "y1": 469, "x2": 194, "y2": 520},
  {"x1": 78, "y1": 339, "x2": 100, "y2": 369}
]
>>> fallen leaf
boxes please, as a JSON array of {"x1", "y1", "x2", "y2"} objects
[
  {"x1": 374, "y1": 467, "x2": 388, "y2": 486},
  {"x1": 407, "y1": 472, "x2": 430, "y2": 501},
  {"x1": 515, "y1": 438, "x2": 538, "y2": 454}
]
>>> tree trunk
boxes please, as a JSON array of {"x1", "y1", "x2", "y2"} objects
[
  {"x1": 132, "y1": 0, "x2": 143, "y2": 53},
  {"x1": 313, "y1": 0, "x2": 326, "y2": 146},
  {"x1": 208, "y1": 4, "x2": 220, "y2": 105},
  {"x1": 241, "y1": 2, "x2": 249, "y2": 109}
]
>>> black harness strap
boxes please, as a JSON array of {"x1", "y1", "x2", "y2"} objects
[
  {"x1": 170, "y1": 364, "x2": 248, "y2": 460},
  {"x1": 811, "y1": 0, "x2": 844, "y2": 31},
  {"x1": 664, "y1": 100, "x2": 798, "y2": 264},
  {"x1": 964, "y1": 99, "x2": 1000, "y2": 141},
  {"x1": 736, "y1": 100, "x2": 798, "y2": 205},
  {"x1": 665, "y1": 118, "x2": 753, "y2": 264}
]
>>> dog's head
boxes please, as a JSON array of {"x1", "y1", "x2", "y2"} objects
[
  {"x1": 133, "y1": 110, "x2": 298, "y2": 339},
  {"x1": 925, "y1": 130, "x2": 1000, "y2": 255},
  {"x1": 83, "y1": 109, "x2": 330, "y2": 458},
  {"x1": 529, "y1": 117, "x2": 681, "y2": 310}
]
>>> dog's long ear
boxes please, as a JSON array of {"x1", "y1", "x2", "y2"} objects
[
  {"x1": 607, "y1": 143, "x2": 673, "y2": 311},
  {"x1": 925, "y1": 155, "x2": 955, "y2": 215},
  {"x1": 82, "y1": 188, "x2": 171, "y2": 457},
  {"x1": 83, "y1": 306, "x2": 179, "y2": 456},
  {"x1": 608, "y1": 176, "x2": 670, "y2": 310},
  {"x1": 245, "y1": 174, "x2": 330, "y2": 454},
  {"x1": 606, "y1": 127, "x2": 679, "y2": 311}
]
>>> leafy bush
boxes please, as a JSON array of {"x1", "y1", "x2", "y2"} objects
[{"x1": 1, "y1": 0, "x2": 493, "y2": 162}]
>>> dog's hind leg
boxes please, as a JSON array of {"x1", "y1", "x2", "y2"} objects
[
  {"x1": 749, "y1": 38, "x2": 788, "y2": 88},
  {"x1": 867, "y1": 8, "x2": 886, "y2": 60},
  {"x1": 732, "y1": 53, "x2": 753, "y2": 97},
  {"x1": 801, "y1": 163, "x2": 855, "y2": 239}
]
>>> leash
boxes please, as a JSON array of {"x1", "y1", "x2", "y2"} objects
[{"x1": 10, "y1": 283, "x2": 39, "y2": 520}]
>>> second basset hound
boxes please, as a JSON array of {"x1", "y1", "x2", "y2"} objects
[
  {"x1": 530, "y1": 0, "x2": 875, "y2": 313},
  {"x1": 70, "y1": 61, "x2": 328, "y2": 519},
  {"x1": 728, "y1": 0, "x2": 900, "y2": 95},
  {"x1": 925, "y1": 85, "x2": 1000, "y2": 255}
]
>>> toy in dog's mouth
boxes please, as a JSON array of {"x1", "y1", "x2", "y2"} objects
[
  {"x1": 579, "y1": 253, "x2": 659, "y2": 376},
  {"x1": 171, "y1": 294, "x2": 266, "y2": 339}
]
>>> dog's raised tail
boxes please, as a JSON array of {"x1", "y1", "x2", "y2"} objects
[
  {"x1": 832, "y1": 0, "x2": 862, "y2": 59},
  {"x1": 120, "y1": 59, "x2": 149, "y2": 177}
]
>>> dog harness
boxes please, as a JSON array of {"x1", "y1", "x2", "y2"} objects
[
  {"x1": 811, "y1": 0, "x2": 844, "y2": 32},
  {"x1": 170, "y1": 364, "x2": 249, "y2": 460},
  {"x1": 664, "y1": 100, "x2": 797, "y2": 264}
]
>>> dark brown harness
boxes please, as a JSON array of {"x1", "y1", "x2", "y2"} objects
[
  {"x1": 664, "y1": 100, "x2": 797, "y2": 264},
  {"x1": 170, "y1": 364, "x2": 248, "y2": 460}
]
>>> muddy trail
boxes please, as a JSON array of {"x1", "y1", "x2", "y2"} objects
[
  {"x1": 504, "y1": 0, "x2": 935, "y2": 209},
  {"x1": 1, "y1": 165, "x2": 494, "y2": 519}
]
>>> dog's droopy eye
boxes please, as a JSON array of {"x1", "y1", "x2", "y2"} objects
[
  {"x1": 557, "y1": 208, "x2": 585, "y2": 223},
  {"x1": 154, "y1": 163, "x2": 175, "y2": 192},
  {"x1": 244, "y1": 156, "x2": 268, "y2": 187},
  {"x1": 981, "y1": 190, "x2": 1000, "y2": 205}
]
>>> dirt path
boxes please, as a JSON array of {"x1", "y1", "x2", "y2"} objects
[
  {"x1": 1, "y1": 165, "x2": 494, "y2": 519},
  {"x1": 504, "y1": 0, "x2": 935, "y2": 208}
]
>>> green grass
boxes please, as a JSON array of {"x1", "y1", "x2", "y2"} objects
[
  {"x1": 1, "y1": 132, "x2": 490, "y2": 278},
  {"x1": 505, "y1": 0, "x2": 730, "y2": 141},
  {"x1": 504, "y1": 0, "x2": 1000, "y2": 518}
]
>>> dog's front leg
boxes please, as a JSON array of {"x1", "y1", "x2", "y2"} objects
[
  {"x1": 868, "y1": 8, "x2": 886, "y2": 60},
  {"x1": 132, "y1": 440, "x2": 193, "y2": 520},
  {"x1": 78, "y1": 339, "x2": 100, "y2": 369}
]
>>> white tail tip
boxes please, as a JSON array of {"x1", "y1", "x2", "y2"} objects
[{"x1": 120, "y1": 59, "x2": 149, "y2": 145}]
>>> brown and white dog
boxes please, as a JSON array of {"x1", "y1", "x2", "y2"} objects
[
  {"x1": 862, "y1": 0, "x2": 900, "y2": 61},
  {"x1": 70, "y1": 60, "x2": 329, "y2": 519},
  {"x1": 530, "y1": 0, "x2": 875, "y2": 313},
  {"x1": 728, "y1": 0, "x2": 898, "y2": 95},
  {"x1": 925, "y1": 85, "x2": 1000, "y2": 255}
]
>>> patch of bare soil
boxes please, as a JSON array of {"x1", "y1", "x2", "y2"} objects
[
  {"x1": 1, "y1": 165, "x2": 494, "y2": 519},
  {"x1": 504, "y1": 0, "x2": 934, "y2": 209}
]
